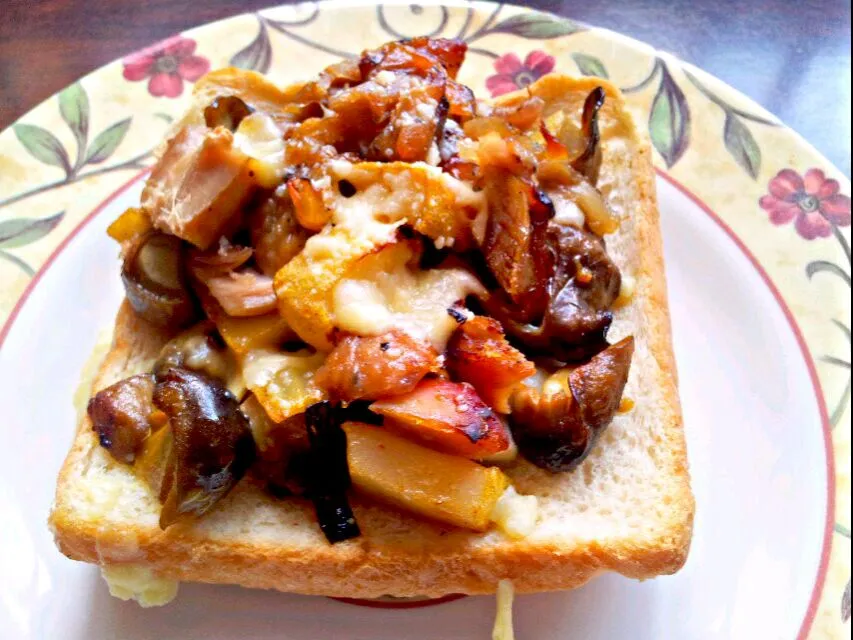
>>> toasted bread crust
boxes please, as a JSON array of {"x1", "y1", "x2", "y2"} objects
[{"x1": 50, "y1": 75, "x2": 694, "y2": 598}]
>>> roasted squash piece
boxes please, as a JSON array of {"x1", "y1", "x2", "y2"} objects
[
  {"x1": 274, "y1": 228, "x2": 400, "y2": 351},
  {"x1": 344, "y1": 422, "x2": 509, "y2": 531}
]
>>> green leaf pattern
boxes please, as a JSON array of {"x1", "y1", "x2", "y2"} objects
[
  {"x1": 572, "y1": 53, "x2": 609, "y2": 79},
  {"x1": 58, "y1": 83, "x2": 90, "y2": 168},
  {"x1": 723, "y1": 113, "x2": 761, "y2": 179},
  {"x1": 648, "y1": 62, "x2": 691, "y2": 168},
  {"x1": 84, "y1": 118, "x2": 132, "y2": 164},
  {"x1": 489, "y1": 13, "x2": 583, "y2": 39},
  {"x1": 12, "y1": 124, "x2": 72, "y2": 174},
  {"x1": 0, "y1": 212, "x2": 65, "y2": 249}
]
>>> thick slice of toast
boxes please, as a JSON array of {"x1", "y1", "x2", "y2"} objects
[{"x1": 50, "y1": 75, "x2": 694, "y2": 599}]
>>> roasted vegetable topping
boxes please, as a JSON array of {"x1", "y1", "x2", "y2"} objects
[
  {"x1": 304, "y1": 402, "x2": 361, "y2": 543},
  {"x1": 510, "y1": 336, "x2": 634, "y2": 472},
  {"x1": 152, "y1": 367, "x2": 256, "y2": 528},
  {"x1": 88, "y1": 374, "x2": 157, "y2": 462},
  {"x1": 345, "y1": 422, "x2": 509, "y2": 530},
  {"x1": 97, "y1": 38, "x2": 636, "y2": 534},
  {"x1": 570, "y1": 87, "x2": 606, "y2": 184}
]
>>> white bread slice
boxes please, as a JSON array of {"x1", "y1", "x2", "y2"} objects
[{"x1": 49, "y1": 75, "x2": 694, "y2": 599}]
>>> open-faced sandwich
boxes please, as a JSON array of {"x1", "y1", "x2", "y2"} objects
[{"x1": 50, "y1": 37, "x2": 694, "y2": 616}]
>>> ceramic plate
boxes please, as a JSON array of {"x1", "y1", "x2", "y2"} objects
[{"x1": 0, "y1": 2, "x2": 849, "y2": 638}]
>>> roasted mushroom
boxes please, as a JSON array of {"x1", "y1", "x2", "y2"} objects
[
  {"x1": 152, "y1": 367, "x2": 256, "y2": 529},
  {"x1": 509, "y1": 336, "x2": 634, "y2": 472},
  {"x1": 88, "y1": 374, "x2": 158, "y2": 463},
  {"x1": 204, "y1": 95, "x2": 254, "y2": 131},
  {"x1": 121, "y1": 232, "x2": 198, "y2": 329},
  {"x1": 489, "y1": 223, "x2": 621, "y2": 362}
]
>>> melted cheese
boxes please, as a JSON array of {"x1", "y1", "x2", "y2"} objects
[
  {"x1": 491, "y1": 486, "x2": 539, "y2": 539},
  {"x1": 333, "y1": 243, "x2": 485, "y2": 351},
  {"x1": 492, "y1": 580, "x2": 516, "y2": 640},
  {"x1": 101, "y1": 566, "x2": 179, "y2": 608},
  {"x1": 241, "y1": 349, "x2": 326, "y2": 422}
]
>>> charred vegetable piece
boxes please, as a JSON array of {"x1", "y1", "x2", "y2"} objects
[
  {"x1": 370, "y1": 379, "x2": 514, "y2": 461},
  {"x1": 399, "y1": 37, "x2": 467, "y2": 80},
  {"x1": 204, "y1": 95, "x2": 254, "y2": 131},
  {"x1": 248, "y1": 184, "x2": 312, "y2": 277},
  {"x1": 510, "y1": 336, "x2": 634, "y2": 472},
  {"x1": 153, "y1": 368, "x2": 256, "y2": 529},
  {"x1": 153, "y1": 321, "x2": 244, "y2": 398},
  {"x1": 122, "y1": 232, "x2": 199, "y2": 329},
  {"x1": 344, "y1": 422, "x2": 509, "y2": 531},
  {"x1": 304, "y1": 402, "x2": 361, "y2": 543},
  {"x1": 88, "y1": 374, "x2": 156, "y2": 463},
  {"x1": 544, "y1": 224, "x2": 621, "y2": 358},
  {"x1": 570, "y1": 87, "x2": 605, "y2": 184},
  {"x1": 314, "y1": 331, "x2": 439, "y2": 403},
  {"x1": 446, "y1": 316, "x2": 535, "y2": 414}
]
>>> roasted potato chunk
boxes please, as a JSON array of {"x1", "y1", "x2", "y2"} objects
[{"x1": 344, "y1": 422, "x2": 509, "y2": 531}]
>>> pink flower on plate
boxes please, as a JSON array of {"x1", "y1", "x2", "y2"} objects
[
  {"x1": 760, "y1": 168, "x2": 851, "y2": 240},
  {"x1": 122, "y1": 35, "x2": 210, "y2": 98},
  {"x1": 486, "y1": 51, "x2": 556, "y2": 97}
]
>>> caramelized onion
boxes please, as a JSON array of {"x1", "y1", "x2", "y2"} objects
[
  {"x1": 188, "y1": 242, "x2": 253, "y2": 280},
  {"x1": 571, "y1": 87, "x2": 606, "y2": 184}
]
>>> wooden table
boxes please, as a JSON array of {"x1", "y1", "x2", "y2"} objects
[{"x1": 1, "y1": 0, "x2": 849, "y2": 174}]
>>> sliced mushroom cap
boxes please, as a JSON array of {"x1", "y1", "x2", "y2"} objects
[
  {"x1": 121, "y1": 232, "x2": 199, "y2": 329},
  {"x1": 510, "y1": 336, "x2": 634, "y2": 472},
  {"x1": 152, "y1": 367, "x2": 256, "y2": 528}
]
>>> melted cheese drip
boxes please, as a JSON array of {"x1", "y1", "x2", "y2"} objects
[{"x1": 101, "y1": 566, "x2": 179, "y2": 608}]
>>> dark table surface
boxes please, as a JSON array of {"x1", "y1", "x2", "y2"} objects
[{"x1": 1, "y1": 0, "x2": 850, "y2": 175}]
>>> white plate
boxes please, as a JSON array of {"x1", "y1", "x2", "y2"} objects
[{"x1": 0, "y1": 174, "x2": 828, "y2": 638}]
